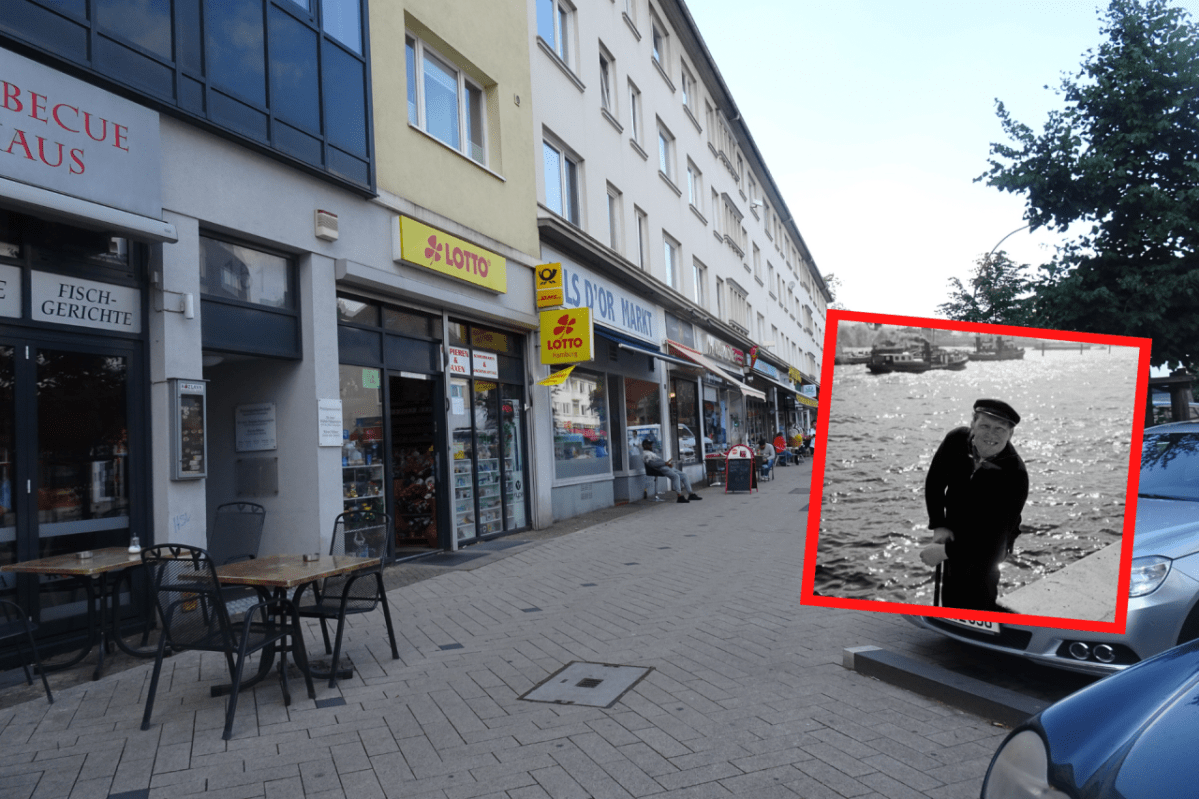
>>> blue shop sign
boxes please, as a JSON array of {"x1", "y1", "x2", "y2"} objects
[{"x1": 561, "y1": 264, "x2": 657, "y2": 343}]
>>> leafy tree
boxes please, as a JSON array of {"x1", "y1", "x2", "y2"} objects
[
  {"x1": 822, "y1": 272, "x2": 845, "y2": 310},
  {"x1": 979, "y1": 0, "x2": 1199, "y2": 368},
  {"x1": 938, "y1": 251, "x2": 1035, "y2": 326}
]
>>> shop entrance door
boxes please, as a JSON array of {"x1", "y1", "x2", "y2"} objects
[
  {"x1": 0, "y1": 334, "x2": 142, "y2": 629},
  {"x1": 389, "y1": 374, "x2": 443, "y2": 553}
]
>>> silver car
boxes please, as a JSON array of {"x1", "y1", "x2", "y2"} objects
[{"x1": 908, "y1": 420, "x2": 1199, "y2": 676}]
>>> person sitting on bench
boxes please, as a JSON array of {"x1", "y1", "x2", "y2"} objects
[{"x1": 641, "y1": 439, "x2": 702, "y2": 503}]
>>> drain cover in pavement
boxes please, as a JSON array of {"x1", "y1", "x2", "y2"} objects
[{"x1": 519, "y1": 661, "x2": 653, "y2": 708}]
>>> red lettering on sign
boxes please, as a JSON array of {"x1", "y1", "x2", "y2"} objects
[
  {"x1": 1, "y1": 82, "x2": 22, "y2": 113},
  {"x1": 3, "y1": 129, "x2": 35, "y2": 160},
  {"x1": 112, "y1": 123, "x2": 128, "y2": 151},
  {"x1": 477, "y1": 257, "x2": 489, "y2": 277},
  {"x1": 52, "y1": 104, "x2": 79, "y2": 132},
  {"x1": 37, "y1": 137, "x2": 63, "y2": 168},
  {"x1": 28, "y1": 92, "x2": 48, "y2": 123},
  {"x1": 69, "y1": 147, "x2": 84, "y2": 174},
  {"x1": 83, "y1": 113, "x2": 108, "y2": 143}
]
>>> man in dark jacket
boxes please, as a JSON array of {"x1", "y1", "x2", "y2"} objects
[{"x1": 922, "y1": 399, "x2": 1029, "y2": 611}]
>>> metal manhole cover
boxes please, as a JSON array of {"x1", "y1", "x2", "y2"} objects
[{"x1": 519, "y1": 661, "x2": 653, "y2": 708}]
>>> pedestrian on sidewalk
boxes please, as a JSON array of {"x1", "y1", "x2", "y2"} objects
[
  {"x1": 641, "y1": 439, "x2": 703, "y2": 503},
  {"x1": 921, "y1": 398, "x2": 1029, "y2": 612}
]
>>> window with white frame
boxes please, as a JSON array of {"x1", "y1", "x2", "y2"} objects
[
  {"x1": 686, "y1": 160, "x2": 701, "y2": 210},
  {"x1": 606, "y1": 183, "x2": 622, "y2": 251},
  {"x1": 768, "y1": 261, "x2": 775, "y2": 294},
  {"x1": 628, "y1": 80, "x2": 642, "y2": 144},
  {"x1": 663, "y1": 232, "x2": 680, "y2": 289},
  {"x1": 657, "y1": 122, "x2": 675, "y2": 181},
  {"x1": 757, "y1": 312, "x2": 765, "y2": 342},
  {"x1": 771, "y1": 325, "x2": 779, "y2": 349},
  {"x1": 753, "y1": 244, "x2": 761, "y2": 281},
  {"x1": 692, "y1": 258, "x2": 706, "y2": 308},
  {"x1": 711, "y1": 188, "x2": 720, "y2": 236},
  {"x1": 635, "y1": 206, "x2": 648, "y2": 269},
  {"x1": 705, "y1": 101, "x2": 716, "y2": 149},
  {"x1": 716, "y1": 277, "x2": 725, "y2": 320},
  {"x1": 650, "y1": 10, "x2": 667, "y2": 67},
  {"x1": 749, "y1": 174, "x2": 758, "y2": 210},
  {"x1": 599, "y1": 46, "x2": 615, "y2": 113},
  {"x1": 680, "y1": 61, "x2": 695, "y2": 111},
  {"x1": 406, "y1": 34, "x2": 487, "y2": 165},
  {"x1": 537, "y1": 0, "x2": 575, "y2": 67},
  {"x1": 624, "y1": 0, "x2": 637, "y2": 26},
  {"x1": 543, "y1": 138, "x2": 580, "y2": 225},
  {"x1": 728, "y1": 283, "x2": 749, "y2": 330}
]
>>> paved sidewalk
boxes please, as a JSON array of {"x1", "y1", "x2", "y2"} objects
[{"x1": 0, "y1": 463, "x2": 1014, "y2": 799}]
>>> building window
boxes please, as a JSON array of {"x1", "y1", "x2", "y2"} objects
[
  {"x1": 406, "y1": 35, "x2": 487, "y2": 165},
  {"x1": 768, "y1": 261, "x2": 775, "y2": 294},
  {"x1": 321, "y1": 0, "x2": 362, "y2": 53},
  {"x1": 753, "y1": 244, "x2": 762, "y2": 281},
  {"x1": 686, "y1": 160, "x2": 701, "y2": 210},
  {"x1": 680, "y1": 62, "x2": 695, "y2": 111},
  {"x1": 670, "y1": 377, "x2": 700, "y2": 466},
  {"x1": 711, "y1": 188, "x2": 721, "y2": 236},
  {"x1": 716, "y1": 278, "x2": 725, "y2": 320},
  {"x1": 693, "y1": 259, "x2": 706, "y2": 308},
  {"x1": 657, "y1": 122, "x2": 675, "y2": 181},
  {"x1": 552, "y1": 369, "x2": 611, "y2": 480},
  {"x1": 200, "y1": 237, "x2": 294, "y2": 309},
  {"x1": 663, "y1": 233, "x2": 680, "y2": 289},
  {"x1": 544, "y1": 139, "x2": 581, "y2": 225},
  {"x1": 538, "y1": 0, "x2": 575, "y2": 67},
  {"x1": 606, "y1": 184, "x2": 623, "y2": 251},
  {"x1": 626, "y1": 377, "x2": 662, "y2": 471},
  {"x1": 757, "y1": 312, "x2": 766, "y2": 342},
  {"x1": 599, "y1": 48, "x2": 615, "y2": 112},
  {"x1": 650, "y1": 13, "x2": 667, "y2": 67},
  {"x1": 200, "y1": 235, "x2": 299, "y2": 358},
  {"x1": 635, "y1": 207, "x2": 649, "y2": 269},
  {"x1": 629, "y1": 81, "x2": 642, "y2": 143}
]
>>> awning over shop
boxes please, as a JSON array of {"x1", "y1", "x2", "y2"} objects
[
  {"x1": 796, "y1": 393, "x2": 819, "y2": 408},
  {"x1": 597, "y1": 330, "x2": 697, "y2": 369},
  {"x1": 666, "y1": 340, "x2": 767, "y2": 401},
  {"x1": 0, "y1": 175, "x2": 178, "y2": 243},
  {"x1": 752, "y1": 370, "x2": 798, "y2": 395}
]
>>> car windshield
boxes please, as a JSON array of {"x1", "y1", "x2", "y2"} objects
[{"x1": 1141, "y1": 431, "x2": 1199, "y2": 501}]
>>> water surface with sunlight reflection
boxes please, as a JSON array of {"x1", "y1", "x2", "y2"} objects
[{"x1": 815, "y1": 344, "x2": 1141, "y2": 606}]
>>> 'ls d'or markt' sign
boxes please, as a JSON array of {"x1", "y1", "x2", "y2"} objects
[
  {"x1": 540, "y1": 307, "x2": 593, "y2": 364},
  {"x1": 397, "y1": 216, "x2": 507, "y2": 293}
]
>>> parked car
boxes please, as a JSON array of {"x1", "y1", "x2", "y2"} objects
[
  {"x1": 980, "y1": 636, "x2": 1199, "y2": 797},
  {"x1": 908, "y1": 420, "x2": 1199, "y2": 676},
  {"x1": 676, "y1": 423, "x2": 713, "y2": 458}
]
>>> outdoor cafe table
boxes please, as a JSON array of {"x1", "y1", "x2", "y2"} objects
[
  {"x1": 0, "y1": 546, "x2": 155, "y2": 680},
  {"x1": 211, "y1": 553, "x2": 379, "y2": 694}
]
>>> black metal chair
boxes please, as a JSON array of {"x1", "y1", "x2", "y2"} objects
[
  {"x1": 139, "y1": 544, "x2": 313, "y2": 740},
  {"x1": 294, "y1": 511, "x2": 399, "y2": 688},
  {"x1": 207, "y1": 502, "x2": 266, "y2": 566},
  {"x1": 0, "y1": 599, "x2": 53, "y2": 704}
]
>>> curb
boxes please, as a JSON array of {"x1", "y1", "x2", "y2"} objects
[{"x1": 844, "y1": 645, "x2": 1048, "y2": 728}]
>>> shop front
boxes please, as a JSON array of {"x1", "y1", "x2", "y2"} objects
[
  {"x1": 335, "y1": 218, "x2": 534, "y2": 555},
  {"x1": 0, "y1": 47, "x2": 173, "y2": 635},
  {"x1": 543, "y1": 249, "x2": 673, "y2": 517}
]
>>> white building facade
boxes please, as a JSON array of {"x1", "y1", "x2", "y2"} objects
[{"x1": 528, "y1": 0, "x2": 829, "y2": 519}]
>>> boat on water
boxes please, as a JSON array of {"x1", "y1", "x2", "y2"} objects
[
  {"x1": 968, "y1": 335, "x2": 1025, "y2": 361},
  {"x1": 834, "y1": 348, "x2": 872, "y2": 365},
  {"x1": 867, "y1": 340, "x2": 969, "y2": 374}
]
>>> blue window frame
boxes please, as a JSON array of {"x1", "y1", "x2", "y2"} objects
[{"x1": 0, "y1": 0, "x2": 374, "y2": 191}]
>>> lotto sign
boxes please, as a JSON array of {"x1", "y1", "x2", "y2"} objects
[
  {"x1": 539, "y1": 308, "x2": 594, "y2": 364},
  {"x1": 535, "y1": 262, "x2": 564, "y2": 309},
  {"x1": 398, "y1": 216, "x2": 507, "y2": 293}
]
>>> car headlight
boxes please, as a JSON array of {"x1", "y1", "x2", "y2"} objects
[
  {"x1": 1129, "y1": 555, "x2": 1172, "y2": 597},
  {"x1": 982, "y1": 729, "x2": 1070, "y2": 798}
]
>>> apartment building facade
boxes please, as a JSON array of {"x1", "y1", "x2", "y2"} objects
[{"x1": 528, "y1": 0, "x2": 830, "y2": 519}]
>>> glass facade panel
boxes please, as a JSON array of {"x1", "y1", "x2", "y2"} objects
[
  {"x1": 0, "y1": 346, "x2": 13, "y2": 571},
  {"x1": 96, "y1": 0, "x2": 172, "y2": 57},
  {"x1": 624, "y1": 376, "x2": 660, "y2": 472},
  {"x1": 207, "y1": 0, "x2": 267, "y2": 106},
  {"x1": 199, "y1": 237, "x2": 293, "y2": 309},
  {"x1": 543, "y1": 142, "x2": 563, "y2": 216},
  {"x1": 269, "y1": 6, "x2": 321, "y2": 132},
  {"x1": 501, "y1": 384, "x2": 526, "y2": 529},
  {"x1": 473, "y1": 383, "x2": 502, "y2": 536},
  {"x1": 671, "y1": 376, "x2": 700, "y2": 466},
  {"x1": 337, "y1": 296, "x2": 379, "y2": 326},
  {"x1": 405, "y1": 37, "x2": 418, "y2": 125},
  {"x1": 323, "y1": 43, "x2": 368, "y2": 157},
  {"x1": 338, "y1": 365, "x2": 384, "y2": 517},
  {"x1": 466, "y1": 82, "x2": 484, "y2": 163},
  {"x1": 552, "y1": 370, "x2": 610, "y2": 480},
  {"x1": 384, "y1": 307, "x2": 438, "y2": 339},
  {"x1": 321, "y1": 0, "x2": 361, "y2": 54},
  {"x1": 449, "y1": 377, "x2": 475, "y2": 541}
]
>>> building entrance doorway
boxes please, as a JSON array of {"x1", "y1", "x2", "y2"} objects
[{"x1": 389, "y1": 374, "x2": 443, "y2": 554}]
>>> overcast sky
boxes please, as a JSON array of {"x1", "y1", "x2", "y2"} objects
[{"x1": 684, "y1": 0, "x2": 1197, "y2": 319}]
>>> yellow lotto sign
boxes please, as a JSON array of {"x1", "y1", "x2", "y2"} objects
[
  {"x1": 535, "y1": 262, "x2": 564, "y2": 308},
  {"x1": 540, "y1": 308, "x2": 594, "y2": 364},
  {"x1": 399, "y1": 216, "x2": 507, "y2": 293}
]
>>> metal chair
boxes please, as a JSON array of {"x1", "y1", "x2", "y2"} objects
[
  {"x1": 0, "y1": 599, "x2": 53, "y2": 704},
  {"x1": 139, "y1": 544, "x2": 313, "y2": 740},
  {"x1": 294, "y1": 511, "x2": 399, "y2": 688},
  {"x1": 643, "y1": 464, "x2": 667, "y2": 502},
  {"x1": 758, "y1": 456, "x2": 775, "y2": 482},
  {"x1": 207, "y1": 502, "x2": 266, "y2": 566}
]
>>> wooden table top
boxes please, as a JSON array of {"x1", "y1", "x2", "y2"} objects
[
  {"x1": 0, "y1": 547, "x2": 145, "y2": 577},
  {"x1": 214, "y1": 554, "x2": 380, "y2": 589}
]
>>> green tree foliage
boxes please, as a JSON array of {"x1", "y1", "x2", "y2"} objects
[
  {"x1": 979, "y1": 0, "x2": 1199, "y2": 367},
  {"x1": 938, "y1": 251, "x2": 1035, "y2": 326}
]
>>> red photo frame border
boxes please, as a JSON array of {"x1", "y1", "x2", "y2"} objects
[{"x1": 801, "y1": 308, "x2": 1152, "y2": 634}]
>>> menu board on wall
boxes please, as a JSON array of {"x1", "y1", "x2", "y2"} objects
[{"x1": 171, "y1": 379, "x2": 207, "y2": 480}]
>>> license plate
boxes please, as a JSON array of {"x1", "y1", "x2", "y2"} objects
[{"x1": 942, "y1": 617, "x2": 1000, "y2": 635}]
